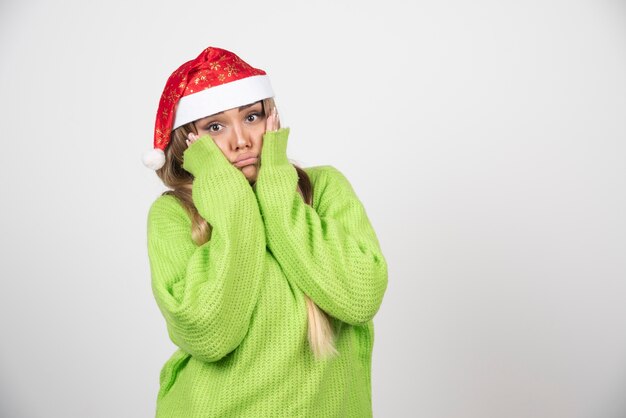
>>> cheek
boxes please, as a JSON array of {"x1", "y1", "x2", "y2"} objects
[
  {"x1": 254, "y1": 123, "x2": 265, "y2": 144},
  {"x1": 210, "y1": 138, "x2": 229, "y2": 154},
  {"x1": 253, "y1": 128, "x2": 264, "y2": 147}
]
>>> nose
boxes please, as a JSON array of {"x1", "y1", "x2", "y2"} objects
[{"x1": 233, "y1": 123, "x2": 252, "y2": 150}]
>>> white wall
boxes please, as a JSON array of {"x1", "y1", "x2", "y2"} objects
[{"x1": 0, "y1": 0, "x2": 625, "y2": 417}]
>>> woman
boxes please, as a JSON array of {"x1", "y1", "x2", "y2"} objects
[{"x1": 143, "y1": 46, "x2": 388, "y2": 417}]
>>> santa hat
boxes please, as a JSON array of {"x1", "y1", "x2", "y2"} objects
[{"x1": 142, "y1": 46, "x2": 274, "y2": 170}]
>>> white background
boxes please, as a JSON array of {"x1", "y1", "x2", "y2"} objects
[{"x1": 1, "y1": 1, "x2": 625, "y2": 417}]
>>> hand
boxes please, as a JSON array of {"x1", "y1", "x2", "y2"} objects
[
  {"x1": 186, "y1": 133, "x2": 199, "y2": 148},
  {"x1": 265, "y1": 106, "x2": 280, "y2": 132}
]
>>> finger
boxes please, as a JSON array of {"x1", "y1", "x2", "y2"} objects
[
  {"x1": 187, "y1": 133, "x2": 198, "y2": 143},
  {"x1": 266, "y1": 107, "x2": 279, "y2": 132},
  {"x1": 270, "y1": 107, "x2": 276, "y2": 131},
  {"x1": 265, "y1": 114, "x2": 274, "y2": 132}
]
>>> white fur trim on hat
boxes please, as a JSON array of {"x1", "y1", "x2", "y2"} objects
[
  {"x1": 173, "y1": 75, "x2": 274, "y2": 130},
  {"x1": 142, "y1": 148, "x2": 166, "y2": 170}
]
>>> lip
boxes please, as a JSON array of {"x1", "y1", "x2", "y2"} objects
[{"x1": 233, "y1": 152, "x2": 258, "y2": 168}]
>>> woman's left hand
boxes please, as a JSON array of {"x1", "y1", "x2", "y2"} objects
[{"x1": 265, "y1": 106, "x2": 280, "y2": 132}]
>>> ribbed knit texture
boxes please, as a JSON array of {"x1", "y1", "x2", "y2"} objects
[{"x1": 146, "y1": 128, "x2": 388, "y2": 417}]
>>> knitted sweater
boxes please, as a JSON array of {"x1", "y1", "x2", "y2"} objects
[{"x1": 146, "y1": 128, "x2": 388, "y2": 417}]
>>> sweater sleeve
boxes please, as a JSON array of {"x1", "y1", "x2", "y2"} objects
[
  {"x1": 254, "y1": 128, "x2": 388, "y2": 326},
  {"x1": 146, "y1": 134, "x2": 266, "y2": 362}
]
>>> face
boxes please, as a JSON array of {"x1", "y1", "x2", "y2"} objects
[{"x1": 193, "y1": 101, "x2": 266, "y2": 184}]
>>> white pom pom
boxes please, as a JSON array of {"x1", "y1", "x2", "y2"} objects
[{"x1": 142, "y1": 148, "x2": 166, "y2": 170}]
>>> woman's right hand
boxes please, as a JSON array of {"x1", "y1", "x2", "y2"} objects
[{"x1": 186, "y1": 133, "x2": 199, "y2": 148}]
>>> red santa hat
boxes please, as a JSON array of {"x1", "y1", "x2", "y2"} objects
[{"x1": 142, "y1": 46, "x2": 274, "y2": 170}]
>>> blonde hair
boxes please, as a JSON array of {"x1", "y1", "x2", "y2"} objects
[{"x1": 155, "y1": 98, "x2": 339, "y2": 360}]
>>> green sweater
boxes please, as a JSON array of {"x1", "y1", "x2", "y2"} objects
[{"x1": 146, "y1": 128, "x2": 388, "y2": 417}]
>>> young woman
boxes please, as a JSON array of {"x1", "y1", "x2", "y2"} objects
[{"x1": 143, "y1": 46, "x2": 388, "y2": 417}]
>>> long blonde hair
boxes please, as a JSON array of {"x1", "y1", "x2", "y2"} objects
[{"x1": 155, "y1": 98, "x2": 339, "y2": 360}]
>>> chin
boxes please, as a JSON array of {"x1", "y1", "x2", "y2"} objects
[{"x1": 241, "y1": 165, "x2": 258, "y2": 183}]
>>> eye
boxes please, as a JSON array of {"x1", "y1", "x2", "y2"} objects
[
  {"x1": 246, "y1": 112, "x2": 262, "y2": 123},
  {"x1": 207, "y1": 123, "x2": 222, "y2": 132}
]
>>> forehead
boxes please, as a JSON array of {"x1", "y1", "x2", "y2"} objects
[{"x1": 198, "y1": 101, "x2": 263, "y2": 120}]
